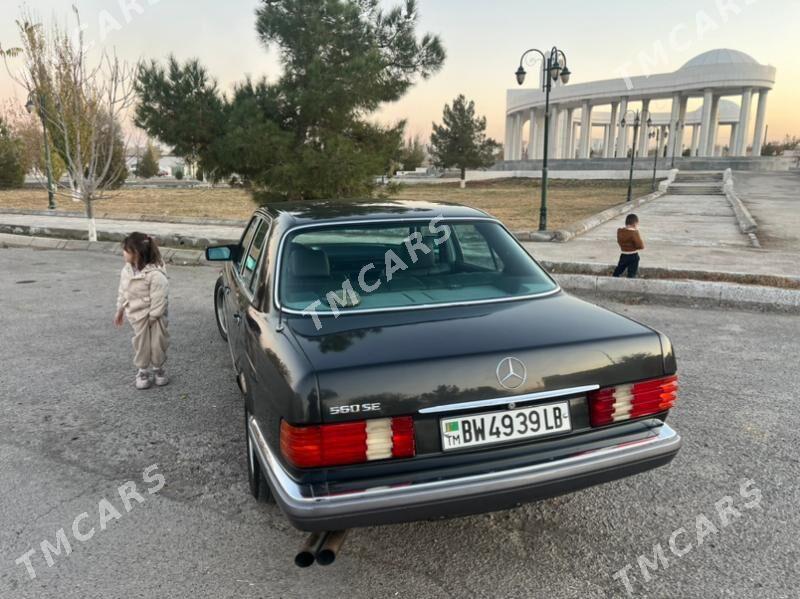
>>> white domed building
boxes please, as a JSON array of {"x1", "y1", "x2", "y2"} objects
[{"x1": 504, "y1": 49, "x2": 776, "y2": 161}]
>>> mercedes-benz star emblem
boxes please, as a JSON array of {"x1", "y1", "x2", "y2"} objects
[{"x1": 496, "y1": 357, "x2": 527, "y2": 390}]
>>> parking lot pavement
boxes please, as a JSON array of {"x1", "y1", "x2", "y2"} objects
[{"x1": 1, "y1": 247, "x2": 798, "y2": 599}]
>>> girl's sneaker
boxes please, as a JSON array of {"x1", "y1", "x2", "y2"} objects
[
  {"x1": 153, "y1": 368, "x2": 169, "y2": 387},
  {"x1": 135, "y1": 369, "x2": 153, "y2": 390}
]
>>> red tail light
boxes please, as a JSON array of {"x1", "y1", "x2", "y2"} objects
[
  {"x1": 588, "y1": 375, "x2": 678, "y2": 427},
  {"x1": 280, "y1": 417, "x2": 416, "y2": 468}
]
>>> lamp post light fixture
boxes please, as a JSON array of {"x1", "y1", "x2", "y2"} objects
[
  {"x1": 515, "y1": 46, "x2": 571, "y2": 231},
  {"x1": 620, "y1": 111, "x2": 650, "y2": 202},
  {"x1": 26, "y1": 91, "x2": 56, "y2": 210}
]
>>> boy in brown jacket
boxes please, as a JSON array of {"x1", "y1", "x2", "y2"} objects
[{"x1": 613, "y1": 214, "x2": 645, "y2": 278}]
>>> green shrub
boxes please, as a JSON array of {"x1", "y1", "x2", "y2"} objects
[
  {"x1": 0, "y1": 119, "x2": 26, "y2": 189},
  {"x1": 173, "y1": 166, "x2": 184, "y2": 180}
]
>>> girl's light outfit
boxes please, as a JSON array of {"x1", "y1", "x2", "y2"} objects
[{"x1": 116, "y1": 263, "x2": 170, "y2": 369}]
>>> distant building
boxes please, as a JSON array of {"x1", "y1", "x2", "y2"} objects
[{"x1": 505, "y1": 49, "x2": 775, "y2": 160}]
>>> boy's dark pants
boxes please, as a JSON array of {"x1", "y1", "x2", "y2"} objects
[{"x1": 613, "y1": 253, "x2": 640, "y2": 278}]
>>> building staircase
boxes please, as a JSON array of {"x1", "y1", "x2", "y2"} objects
[{"x1": 668, "y1": 171, "x2": 725, "y2": 195}]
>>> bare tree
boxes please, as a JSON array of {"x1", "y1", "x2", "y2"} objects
[{"x1": 5, "y1": 8, "x2": 137, "y2": 241}]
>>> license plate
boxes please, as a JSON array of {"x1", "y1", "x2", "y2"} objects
[{"x1": 440, "y1": 402, "x2": 571, "y2": 451}]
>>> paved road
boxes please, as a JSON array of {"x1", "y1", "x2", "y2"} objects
[
  {"x1": 733, "y1": 171, "x2": 800, "y2": 252},
  {"x1": 1, "y1": 248, "x2": 797, "y2": 599},
  {"x1": 524, "y1": 190, "x2": 800, "y2": 278}
]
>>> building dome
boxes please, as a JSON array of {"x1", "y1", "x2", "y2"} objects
[{"x1": 679, "y1": 49, "x2": 759, "y2": 70}]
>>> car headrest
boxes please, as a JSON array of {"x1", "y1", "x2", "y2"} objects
[
  {"x1": 288, "y1": 244, "x2": 330, "y2": 278},
  {"x1": 402, "y1": 237, "x2": 436, "y2": 270}
]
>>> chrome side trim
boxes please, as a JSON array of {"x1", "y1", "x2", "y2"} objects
[
  {"x1": 417, "y1": 384, "x2": 601, "y2": 414},
  {"x1": 271, "y1": 217, "x2": 561, "y2": 317},
  {"x1": 248, "y1": 415, "x2": 680, "y2": 514}
]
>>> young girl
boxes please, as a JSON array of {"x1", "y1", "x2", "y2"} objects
[{"x1": 114, "y1": 232, "x2": 170, "y2": 389}]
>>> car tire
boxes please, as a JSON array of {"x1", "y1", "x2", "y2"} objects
[
  {"x1": 214, "y1": 277, "x2": 228, "y2": 342},
  {"x1": 245, "y1": 410, "x2": 273, "y2": 504}
]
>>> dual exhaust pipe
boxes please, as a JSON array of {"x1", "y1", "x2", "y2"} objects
[{"x1": 295, "y1": 530, "x2": 349, "y2": 568}]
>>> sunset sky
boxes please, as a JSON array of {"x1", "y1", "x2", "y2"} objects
[{"x1": 2, "y1": 0, "x2": 798, "y2": 145}]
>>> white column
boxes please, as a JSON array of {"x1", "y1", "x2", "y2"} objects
[
  {"x1": 690, "y1": 125, "x2": 700, "y2": 156},
  {"x1": 548, "y1": 106, "x2": 561, "y2": 158},
  {"x1": 728, "y1": 124, "x2": 738, "y2": 156},
  {"x1": 698, "y1": 89, "x2": 713, "y2": 157},
  {"x1": 706, "y1": 95, "x2": 720, "y2": 156},
  {"x1": 504, "y1": 115, "x2": 513, "y2": 160},
  {"x1": 569, "y1": 122, "x2": 578, "y2": 159},
  {"x1": 751, "y1": 89, "x2": 769, "y2": 156},
  {"x1": 615, "y1": 98, "x2": 629, "y2": 158},
  {"x1": 510, "y1": 113, "x2": 521, "y2": 160},
  {"x1": 560, "y1": 108, "x2": 574, "y2": 159},
  {"x1": 579, "y1": 101, "x2": 592, "y2": 159},
  {"x1": 667, "y1": 94, "x2": 681, "y2": 159},
  {"x1": 527, "y1": 109, "x2": 536, "y2": 160},
  {"x1": 675, "y1": 96, "x2": 689, "y2": 158},
  {"x1": 638, "y1": 99, "x2": 651, "y2": 158},
  {"x1": 734, "y1": 88, "x2": 753, "y2": 156},
  {"x1": 605, "y1": 102, "x2": 619, "y2": 158}
]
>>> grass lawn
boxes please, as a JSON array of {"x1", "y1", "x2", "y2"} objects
[
  {"x1": 392, "y1": 178, "x2": 660, "y2": 231},
  {"x1": 0, "y1": 178, "x2": 660, "y2": 231}
]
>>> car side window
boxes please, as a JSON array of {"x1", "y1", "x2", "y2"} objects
[
  {"x1": 454, "y1": 224, "x2": 503, "y2": 271},
  {"x1": 236, "y1": 218, "x2": 259, "y2": 272},
  {"x1": 248, "y1": 220, "x2": 272, "y2": 294},
  {"x1": 242, "y1": 219, "x2": 269, "y2": 290}
]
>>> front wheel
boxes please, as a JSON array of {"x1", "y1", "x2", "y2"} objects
[
  {"x1": 246, "y1": 410, "x2": 273, "y2": 503},
  {"x1": 214, "y1": 277, "x2": 228, "y2": 342}
]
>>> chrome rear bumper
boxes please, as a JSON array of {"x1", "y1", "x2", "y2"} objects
[{"x1": 248, "y1": 416, "x2": 681, "y2": 532}]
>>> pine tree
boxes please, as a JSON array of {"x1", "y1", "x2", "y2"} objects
[
  {"x1": 135, "y1": 0, "x2": 445, "y2": 199},
  {"x1": 400, "y1": 136, "x2": 426, "y2": 172},
  {"x1": 429, "y1": 95, "x2": 498, "y2": 188},
  {"x1": 137, "y1": 143, "x2": 160, "y2": 179}
]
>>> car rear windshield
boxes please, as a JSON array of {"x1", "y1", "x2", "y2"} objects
[{"x1": 278, "y1": 219, "x2": 558, "y2": 313}]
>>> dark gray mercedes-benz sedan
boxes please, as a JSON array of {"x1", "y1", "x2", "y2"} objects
[{"x1": 206, "y1": 199, "x2": 681, "y2": 541}]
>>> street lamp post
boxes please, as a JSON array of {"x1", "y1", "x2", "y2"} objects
[
  {"x1": 515, "y1": 46, "x2": 571, "y2": 231},
  {"x1": 620, "y1": 111, "x2": 650, "y2": 202},
  {"x1": 649, "y1": 127, "x2": 664, "y2": 191},
  {"x1": 26, "y1": 92, "x2": 56, "y2": 210}
]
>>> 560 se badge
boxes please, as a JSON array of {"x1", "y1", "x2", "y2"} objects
[
  {"x1": 440, "y1": 402, "x2": 571, "y2": 451},
  {"x1": 329, "y1": 403, "x2": 381, "y2": 416}
]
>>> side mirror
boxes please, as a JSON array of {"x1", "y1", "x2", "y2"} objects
[{"x1": 205, "y1": 244, "x2": 239, "y2": 262}]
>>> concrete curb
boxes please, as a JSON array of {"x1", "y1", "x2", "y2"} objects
[
  {"x1": 0, "y1": 207, "x2": 248, "y2": 228},
  {"x1": 722, "y1": 169, "x2": 759, "y2": 239},
  {"x1": 555, "y1": 273, "x2": 800, "y2": 313},
  {"x1": 550, "y1": 189, "x2": 666, "y2": 243},
  {"x1": 0, "y1": 232, "x2": 210, "y2": 266},
  {"x1": 541, "y1": 260, "x2": 800, "y2": 290},
  {"x1": 519, "y1": 169, "x2": 678, "y2": 243},
  {"x1": 0, "y1": 222, "x2": 237, "y2": 249}
]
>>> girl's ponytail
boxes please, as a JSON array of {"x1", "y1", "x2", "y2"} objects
[{"x1": 122, "y1": 232, "x2": 164, "y2": 270}]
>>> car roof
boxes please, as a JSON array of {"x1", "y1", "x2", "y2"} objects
[{"x1": 256, "y1": 199, "x2": 492, "y2": 227}]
